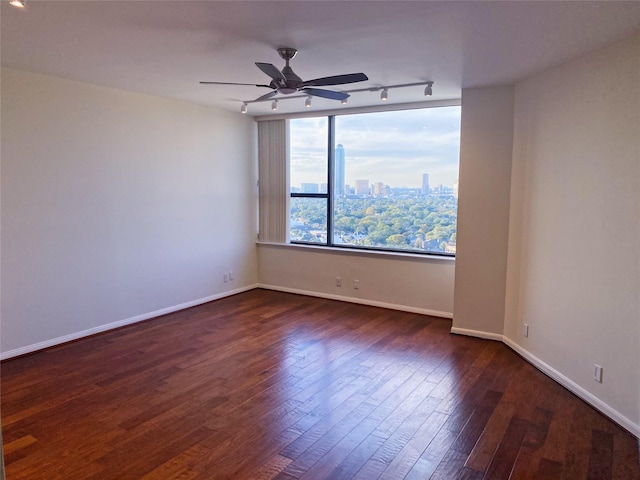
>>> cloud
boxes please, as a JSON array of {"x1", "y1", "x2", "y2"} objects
[{"x1": 290, "y1": 106, "x2": 461, "y2": 188}]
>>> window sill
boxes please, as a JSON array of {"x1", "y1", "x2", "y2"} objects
[{"x1": 256, "y1": 241, "x2": 455, "y2": 263}]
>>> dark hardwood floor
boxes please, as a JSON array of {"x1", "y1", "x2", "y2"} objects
[{"x1": 2, "y1": 289, "x2": 638, "y2": 479}]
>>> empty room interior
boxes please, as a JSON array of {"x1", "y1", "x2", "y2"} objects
[{"x1": 1, "y1": 1, "x2": 639, "y2": 479}]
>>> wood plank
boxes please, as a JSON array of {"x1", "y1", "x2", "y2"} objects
[
  {"x1": 586, "y1": 429, "x2": 614, "y2": 480},
  {"x1": 534, "y1": 458, "x2": 564, "y2": 479},
  {"x1": 403, "y1": 427, "x2": 459, "y2": 480},
  {"x1": 483, "y1": 416, "x2": 529, "y2": 479},
  {"x1": 325, "y1": 433, "x2": 386, "y2": 479},
  {"x1": 2, "y1": 435, "x2": 38, "y2": 455},
  {"x1": 377, "y1": 410, "x2": 449, "y2": 479}
]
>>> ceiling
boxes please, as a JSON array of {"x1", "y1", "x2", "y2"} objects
[{"x1": 2, "y1": 1, "x2": 639, "y2": 116}]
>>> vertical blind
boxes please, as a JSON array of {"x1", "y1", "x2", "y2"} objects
[{"x1": 258, "y1": 119, "x2": 288, "y2": 243}]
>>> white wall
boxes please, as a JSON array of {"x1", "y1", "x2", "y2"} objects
[
  {"x1": 452, "y1": 86, "x2": 514, "y2": 337},
  {"x1": 1, "y1": 68, "x2": 258, "y2": 357},
  {"x1": 258, "y1": 244, "x2": 455, "y2": 317},
  {"x1": 504, "y1": 32, "x2": 640, "y2": 433}
]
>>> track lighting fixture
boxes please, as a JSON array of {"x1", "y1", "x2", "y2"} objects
[
  {"x1": 424, "y1": 81, "x2": 434, "y2": 97},
  {"x1": 239, "y1": 80, "x2": 434, "y2": 111},
  {"x1": 9, "y1": 0, "x2": 26, "y2": 7}
]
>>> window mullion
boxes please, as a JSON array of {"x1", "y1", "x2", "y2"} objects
[{"x1": 327, "y1": 116, "x2": 335, "y2": 247}]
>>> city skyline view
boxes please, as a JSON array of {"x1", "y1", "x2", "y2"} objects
[
  {"x1": 290, "y1": 175, "x2": 458, "y2": 195},
  {"x1": 289, "y1": 107, "x2": 461, "y2": 255},
  {"x1": 289, "y1": 106, "x2": 461, "y2": 190}
]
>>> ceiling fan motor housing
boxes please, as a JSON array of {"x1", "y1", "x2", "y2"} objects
[{"x1": 279, "y1": 66, "x2": 303, "y2": 94}]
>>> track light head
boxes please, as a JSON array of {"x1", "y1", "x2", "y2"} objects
[
  {"x1": 271, "y1": 100, "x2": 278, "y2": 111},
  {"x1": 9, "y1": 0, "x2": 26, "y2": 7},
  {"x1": 424, "y1": 81, "x2": 434, "y2": 97},
  {"x1": 240, "y1": 103, "x2": 248, "y2": 114},
  {"x1": 381, "y1": 88, "x2": 388, "y2": 101},
  {"x1": 341, "y1": 98, "x2": 348, "y2": 105},
  {"x1": 305, "y1": 96, "x2": 312, "y2": 108}
]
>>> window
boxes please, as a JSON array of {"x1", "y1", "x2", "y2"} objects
[{"x1": 289, "y1": 106, "x2": 461, "y2": 255}]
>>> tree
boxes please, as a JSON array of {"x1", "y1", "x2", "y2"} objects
[
  {"x1": 293, "y1": 194, "x2": 458, "y2": 253},
  {"x1": 387, "y1": 234, "x2": 407, "y2": 246}
]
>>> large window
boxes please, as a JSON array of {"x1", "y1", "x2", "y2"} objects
[{"x1": 289, "y1": 106, "x2": 461, "y2": 255}]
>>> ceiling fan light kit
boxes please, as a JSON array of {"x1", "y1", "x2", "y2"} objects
[{"x1": 200, "y1": 47, "x2": 435, "y2": 112}]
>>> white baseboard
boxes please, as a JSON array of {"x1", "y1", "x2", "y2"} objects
[
  {"x1": 256, "y1": 283, "x2": 453, "y2": 319},
  {"x1": 450, "y1": 327, "x2": 504, "y2": 342},
  {"x1": 0, "y1": 284, "x2": 259, "y2": 361},
  {"x1": 501, "y1": 336, "x2": 639, "y2": 439}
]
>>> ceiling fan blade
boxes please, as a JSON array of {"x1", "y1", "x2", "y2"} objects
[
  {"x1": 253, "y1": 90, "x2": 279, "y2": 102},
  {"x1": 302, "y1": 88, "x2": 350, "y2": 101},
  {"x1": 200, "y1": 81, "x2": 272, "y2": 88},
  {"x1": 301, "y1": 73, "x2": 368, "y2": 87},
  {"x1": 255, "y1": 63, "x2": 286, "y2": 83}
]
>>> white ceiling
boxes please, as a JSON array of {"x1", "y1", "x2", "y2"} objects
[{"x1": 2, "y1": 1, "x2": 639, "y2": 116}]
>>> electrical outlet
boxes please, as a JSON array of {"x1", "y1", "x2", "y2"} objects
[
  {"x1": 354, "y1": 279, "x2": 360, "y2": 290},
  {"x1": 594, "y1": 364, "x2": 603, "y2": 383},
  {"x1": 223, "y1": 273, "x2": 229, "y2": 283},
  {"x1": 523, "y1": 323, "x2": 529, "y2": 337},
  {"x1": 336, "y1": 277, "x2": 342, "y2": 287},
  {"x1": 229, "y1": 271, "x2": 234, "y2": 281}
]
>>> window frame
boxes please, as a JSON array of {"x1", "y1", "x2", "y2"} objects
[{"x1": 288, "y1": 104, "x2": 460, "y2": 258}]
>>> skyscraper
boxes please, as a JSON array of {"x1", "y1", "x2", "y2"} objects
[
  {"x1": 301, "y1": 183, "x2": 319, "y2": 193},
  {"x1": 422, "y1": 173, "x2": 430, "y2": 196},
  {"x1": 355, "y1": 179, "x2": 369, "y2": 196},
  {"x1": 334, "y1": 144, "x2": 345, "y2": 196}
]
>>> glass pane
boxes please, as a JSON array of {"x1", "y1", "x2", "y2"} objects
[
  {"x1": 289, "y1": 117, "x2": 328, "y2": 194},
  {"x1": 333, "y1": 107, "x2": 461, "y2": 254},
  {"x1": 290, "y1": 197, "x2": 327, "y2": 244}
]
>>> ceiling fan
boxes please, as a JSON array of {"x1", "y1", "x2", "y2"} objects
[{"x1": 200, "y1": 47, "x2": 368, "y2": 102}]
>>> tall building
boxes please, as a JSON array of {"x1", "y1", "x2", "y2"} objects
[
  {"x1": 334, "y1": 144, "x2": 345, "y2": 196},
  {"x1": 373, "y1": 182, "x2": 390, "y2": 196},
  {"x1": 301, "y1": 183, "x2": 319, "y2": 193},
  {"x1": 422, "y1": 173, "x2": 430, "y2": 196},
  {"x1": 355, "y1": 179, "x2": 369, "y2": 196}
]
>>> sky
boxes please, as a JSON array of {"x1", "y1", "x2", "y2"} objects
[{"x1": 289, "y1": 106, "x2": 461, "y2": 189}]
